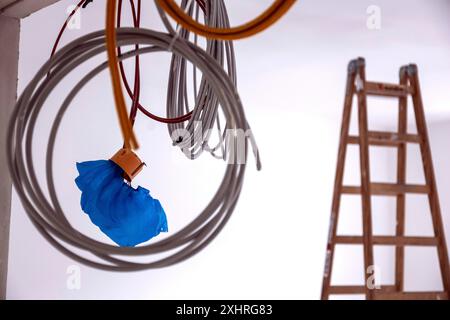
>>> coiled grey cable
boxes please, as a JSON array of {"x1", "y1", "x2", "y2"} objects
[
  {"x1": 7, "y1": 28, "x2": 256, "y2": 271},
  {"x1": 165, "y1": 0, "x2": 237, "y2": 160}
]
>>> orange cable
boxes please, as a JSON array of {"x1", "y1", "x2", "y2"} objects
[
  {"x1": 106, "y1": 0, "x2": 139, "y2": 150},
  {"x1": 156, "y1": 0, "x2": 297, "y2": 40}
]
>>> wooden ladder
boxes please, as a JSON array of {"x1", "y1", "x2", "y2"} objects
[{"x1": 321, "y1": 57, "x2": 450, "y2": 300}]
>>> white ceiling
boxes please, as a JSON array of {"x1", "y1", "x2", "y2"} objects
[
  {"x1": 16, "y1": 0, "x2": 450, "y2": 125},
  {"x1": 0, "y1": 0, "x2": 16, "y2": 9},
  {"x1": 0, "y1": 0, "x2": 60, "y2": 18}
]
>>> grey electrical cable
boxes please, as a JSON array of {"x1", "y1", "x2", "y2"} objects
[
  {"x1": 7, "y1": 28, "x2": 257, "y2": 271},
  {"x1": 164, "y1": 0, "x2": 237, "y2": 160}
]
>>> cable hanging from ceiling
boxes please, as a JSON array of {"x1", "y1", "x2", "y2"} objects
[
  {"x1": 8, "y1": 27, "x2": 254, "y2": 270},
  {"x1": 6, "y1": 0, "x2": 296, "y2": 270}
]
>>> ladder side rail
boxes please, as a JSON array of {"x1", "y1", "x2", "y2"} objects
[
  {"x1": 395, "y1": 66, "x2": 409, "y2": 292},
  {"x1": 356, "y1": 59, "x2": 376, "y2": 300},
  {"x1": 320, "y1": 60, "x2": 358, "y2": 300},
  {"x1": 408, "y1": 65, "x2": 450, "y2": 293}
]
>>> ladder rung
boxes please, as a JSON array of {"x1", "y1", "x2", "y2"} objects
[
  {"x1": 329, "y1": 285, "x2": 396, "y2": 295},
  {"x1": 364, "y1": 81, "x2": 413, "y2": 97},
  {"x1": 348, "y1": 131, "x2": 421, "y2": 147},
  {"x1": 335, "y1": 236, "x2": 439, "y2": 246},
  {"x1": 329, "y1": 286, "x2": 448, "y2": 300},
  {"x1": 342, "y1": 183, "x2": 429, "y2": 196},
  {"x1": 373, "y1": 291, "x2": 448, "y2": 300}
]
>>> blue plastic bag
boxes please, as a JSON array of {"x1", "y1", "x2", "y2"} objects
[{"x1": 75, "y1": 160, "x2": 168, "y2": 247}]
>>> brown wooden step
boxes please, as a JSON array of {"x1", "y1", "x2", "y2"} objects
[
  {"x1": 334, "y1": 236, "x2": 439, "y2": 246},
  {"x1": 363, "y1": 81, "x2": 413, "y2": 97},
  {"x1": 348, "y1": 131, "x2": 421, "y2": 147},
  {"x1": 329, "y1": 285, "x2": 395, "y2": 295},
  {"x1": 373, "y1": 291, "x2": 448, "y2": 300},
  {"x1": 341, "y1": 183, "x2": 429, "y2": 196},
  {"x1": 329, "y1": 286, "x2": 448, "y2": 300}
]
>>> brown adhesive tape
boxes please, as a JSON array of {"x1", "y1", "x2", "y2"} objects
[{"x1": 110, "y1": 148, "x2": 145, "y2": 181}]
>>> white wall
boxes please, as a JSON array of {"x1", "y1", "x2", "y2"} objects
[{"x1": 6, "y1": 0, "x2": 450, "y2": 299}]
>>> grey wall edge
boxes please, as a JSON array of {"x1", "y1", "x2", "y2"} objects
[{"x1": 0, "y1": 14, "x2": 20, "y2": 300}]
